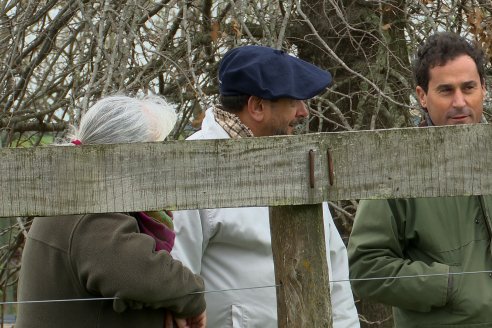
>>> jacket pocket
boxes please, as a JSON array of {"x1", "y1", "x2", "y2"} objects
[{"x1": 231, "y1": 304, "x2": 247, "y2": 327}]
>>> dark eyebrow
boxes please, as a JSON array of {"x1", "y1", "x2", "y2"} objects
[
  {"x1": 435, "y1": 84, "x2": 453, "y2": 91},
  {"x1": 435, "y1": 80, "x2": 478, "y2": 91},
  {"x1": 462, "y1": 80, "x2": 478, "y2": 88}
]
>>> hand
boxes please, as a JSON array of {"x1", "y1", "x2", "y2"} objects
[
  {"x1": 173, "y1": 311, "x2": 207, "y2": 328},
  {"x1": 164, "y1": 310, "x2": 207, "y2": 328},
  {"x1": 164, "y1": 311, "x2": 174, "y2": 328}
]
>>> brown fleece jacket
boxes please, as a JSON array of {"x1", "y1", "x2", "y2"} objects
[{"x1": 16, "y1": 213, "x2": 205, "y2": 328}]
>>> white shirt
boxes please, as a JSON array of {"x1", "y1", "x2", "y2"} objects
[{"x1": 172, "y1": 108, "x2": 360, "y2": 327}]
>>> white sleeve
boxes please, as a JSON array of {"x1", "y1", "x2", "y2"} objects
[
  {"x1": 323, "y1": 203, "x2": 360, "y2": 328},
  {"x1": 171, "y1": 209, "x2": 210, "y2": 275}
]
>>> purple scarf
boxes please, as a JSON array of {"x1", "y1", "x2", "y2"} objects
[{"x1": 134, "y1": 212, "x2": 175, "y2": 252}]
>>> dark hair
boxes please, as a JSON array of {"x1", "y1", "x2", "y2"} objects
[
  {"x1": 219, "y1": 94, "x2": 250, "y2": 113},
  {"x1": 412, "y1": 32, "x2": 486, "y2": 92}
]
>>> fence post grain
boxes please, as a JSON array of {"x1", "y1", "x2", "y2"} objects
[{"x1": 270, "y1": 204, "x2": 332, "y2": 328}]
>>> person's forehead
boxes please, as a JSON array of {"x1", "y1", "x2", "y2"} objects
[{"x1": 428, "y1": 55, "x2": 480, "y2": 86}]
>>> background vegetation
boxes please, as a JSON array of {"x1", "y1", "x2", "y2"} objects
[{"x1": 1, "y1": 0, "x2": 492, "y2": 325}]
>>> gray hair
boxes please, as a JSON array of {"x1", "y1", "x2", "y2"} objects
[{"x1": 69, "y1": 95, "x2": 177, "y2": 145}]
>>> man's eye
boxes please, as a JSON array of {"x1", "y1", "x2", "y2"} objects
[{"x1": 460, "y1": 85, "x2": 476, "y2": 94}]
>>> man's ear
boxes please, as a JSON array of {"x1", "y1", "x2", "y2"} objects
[
  {"x1": 416, "y1": 86, "x2": 427, "y2": 108},
  {"x1": 246, "y1": 96, "x2": 265, "y2": 122}
]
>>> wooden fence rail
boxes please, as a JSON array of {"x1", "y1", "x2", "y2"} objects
[{"x1": 2, "y1": 124, "x2": 492, "y2": 327}]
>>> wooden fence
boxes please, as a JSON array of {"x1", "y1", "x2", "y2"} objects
[{"x1": 2, "y1": 123, "x2": 492, "y2": 327}]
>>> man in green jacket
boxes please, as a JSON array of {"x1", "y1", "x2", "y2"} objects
[{"x1": 348, "y1": 32, "x2": 491, "y2": 327}]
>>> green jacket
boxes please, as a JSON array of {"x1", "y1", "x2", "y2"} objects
[
  {"x1": 16, "y1": 213, "x2": 206, "y2": 328},
  {"x1": 348, "y1": 196, "x2": 492, "y2": 327}
]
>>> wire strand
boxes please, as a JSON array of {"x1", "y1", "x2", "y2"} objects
[
  {"x1": 0, "y1": 297, "x2": 117, "y2": 305},
  {"x1": 3, "y1": 270, "x2": 492, "y2": 306}
]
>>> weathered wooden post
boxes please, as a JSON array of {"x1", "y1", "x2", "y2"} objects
[{"x1": 270, "y1": 204, "x2": 332, "y2": 328}]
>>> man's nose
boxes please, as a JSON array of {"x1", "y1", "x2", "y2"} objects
[
  {"x1": 296, "y1": 101, "x2": 309, "y2": 117},
  {"x1": 453, "y1": 90, "x2": 466, "y2": 108}
]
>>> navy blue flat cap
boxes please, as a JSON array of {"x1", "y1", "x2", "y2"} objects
[{"x1": 219, "y1": 45, "x2": 332, "y2": 100}]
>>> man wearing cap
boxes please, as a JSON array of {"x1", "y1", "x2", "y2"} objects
[{"x1": 171, "y1": 45, "x2": 360, "y2": 328}]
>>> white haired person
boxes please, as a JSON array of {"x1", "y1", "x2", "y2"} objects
[{"x1": 16, "y1": 95, "x2": 206, "y2": 328}]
